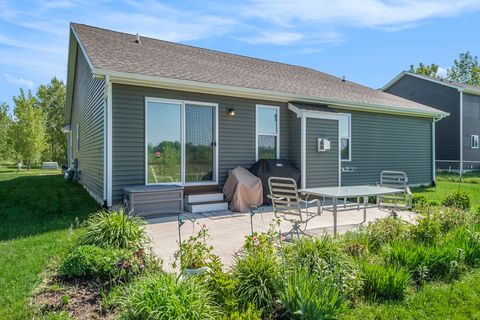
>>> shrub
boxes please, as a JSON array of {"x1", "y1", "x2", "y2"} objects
[
  {"x1": 283, "y1": 236, "x2": 362, "y2": 302},
  {"x1": 79, "y1": 209, "x2": 148, "y2": 249},
  {"x1": 60, "y1": 245, "x2": 146, "y2": 282},
  {"x1": 387, "y1": 240, "x2": 465, "y2": 282},
  {"x1": 412, "y1": 194, "x2": 429, "y2": 208},
  {"x1": 410, "y1": 211, "x2": 441, "y2": 244},
  {"x1": 221, "y1": 304, "x2": 263, "y2": 320},
  {"x1": 448, "y1": 227, "x2": 480, "y2": 267},
  {"x1": 363, "y1": 217, "x2": 409, "y2": 250},
  {"x1": 231, "y1": 250, "x2": 279, "y2": 312},
  {"x1": 441, "y1": 191, "x2": 470, "y2": 210},
  {"x1": 122, "y1": 272, "x2": 220, "y2": 320},
  {"x1": 361, "y1": 262, "x2": 411, "y2": 301},
  {"x1": 173, "y1": 225, "x2": 216, "y2": 270},
  {"x1": 279, "y1": 267, "x2": 348, "y2": 320},
  {"x1": 204, "y1": 255, "x2": 239, "y2": 313}
]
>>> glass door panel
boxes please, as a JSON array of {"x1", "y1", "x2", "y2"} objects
[
  {"x1": 185, "y1": 104, "x2": 215, "y2": 183},
  {"x1": 146, "y1": 101, "x2": 182, "y2": 184}
]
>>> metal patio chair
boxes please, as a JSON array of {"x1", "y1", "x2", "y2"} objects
[
  {"x1": 268, "y1": 177, "x2": 322, "y2": 239},
  {"x1": 378, "y1": 171, "x2": 413, "y2": 213}
]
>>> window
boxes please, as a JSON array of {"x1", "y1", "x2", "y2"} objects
[
  {"x1": 256, "y1": 105, "x2": 279, "y2": 160},
  {"x1": 76, "y1": 124, "x2": 80, "y2": 151},
  {"x1": 339, "y1": 114, "x2": 351, "y2": 161},
  {"x1": 472, "y1": 135, "x2": 479, "y2": 149}
]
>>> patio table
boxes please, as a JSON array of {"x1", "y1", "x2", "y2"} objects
[{"x1": 299, "y1": 185, "x2": 403, "y2": 235}]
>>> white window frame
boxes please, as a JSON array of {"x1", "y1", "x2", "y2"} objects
[
  {"x1": 472, "y1": 135, "x2": 479, "y2": 149},
  {"x1": 339, "y1": 113, "x2": 351, "y2": 162},
  {"x1": 255, "y1": 105, "x2": 280, "y2": 161},
  {"x1": 144, "y1": 97, "x2": 219, "y2": 186},
  {"x1": 75, "y1": 124, "x2": 80, "y2": 151}
]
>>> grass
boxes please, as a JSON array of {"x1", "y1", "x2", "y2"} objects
[
  {"x1": 413, "y1": 171, "x2": 480, "y2": 208},
  {"x1": 340, "y1": 270, "x2": 480, "y2": 319},
  {"x1": 0, "y1": 166, "x2": 99, "y2": 319}
]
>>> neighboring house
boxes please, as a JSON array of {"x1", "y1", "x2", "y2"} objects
[
  {"x1": 65, "y1": 23, "x2": 447, "y2": 209},
  {"x1": 383, "y1": 72, "x2": 480, "y2": 172}
]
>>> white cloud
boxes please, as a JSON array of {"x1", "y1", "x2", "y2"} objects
[
  {"x1": 438, "y1": 66, "x2": 448, "y2": 78},
  {"x1": 242, "y1": 0, "x2": 480, "y2": 30},
  {"x1": 241, "y1": 31, "x2": 304, "y2": 45},
  {"x1": 4, "y1": 74, "x2": 34, "y2": 87}
]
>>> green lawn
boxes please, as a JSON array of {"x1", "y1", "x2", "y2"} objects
[
  {"x1": 413, "y1": 181, "x2": 480, "y2": 208},
  {"x1": 341, "y1": 271, "x2": 480, "y2": 319},
  {"x1": 0, "y1": 167, "x2": 99, "y2": 319}
]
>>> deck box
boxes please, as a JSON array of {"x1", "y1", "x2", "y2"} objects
[{"x1": 123, "y1": 185, "x2": 184, "y2": 217}]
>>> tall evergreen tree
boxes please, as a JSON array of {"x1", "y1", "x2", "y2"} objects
[
  {"x1": 36, "y1": 77, "x2": 66, "y2": 163},
  {"x1": 11, "y1": 89, "x2": 46, "y2": 170}
]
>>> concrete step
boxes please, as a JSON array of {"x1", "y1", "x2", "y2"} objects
[
  {"x1": 185, "y1": 192, "x2": 224, "y2": 204},
  {"x1": 184, "y1": 200, "x2": 229, "y2": 213}
]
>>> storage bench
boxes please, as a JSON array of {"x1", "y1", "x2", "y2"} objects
[{"x1": 124, "y1": 185, "x2": 184, "y2": 217}]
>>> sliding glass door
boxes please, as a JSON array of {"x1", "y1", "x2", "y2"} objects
[
  {"x1": 146, "y1": 99, "x2": 217, "y2": 185},
  {"x1": 185, "y1": 103, "x2": 215, "y2": 183}
]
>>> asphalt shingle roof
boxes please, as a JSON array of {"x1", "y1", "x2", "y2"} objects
[
  {"x1": 72, "y1": 23, "x2": 444, "y2": 115},
  {"x1": 402, "y1": 72, "x2": 480, "y2": 95}
]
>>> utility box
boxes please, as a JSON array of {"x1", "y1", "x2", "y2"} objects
[
  {"x1": 124, "y1": 185, "x2": 184, "y2": 217},
  {"x1": 317, "y1": 138, "x2": 331, "y2": 152}
]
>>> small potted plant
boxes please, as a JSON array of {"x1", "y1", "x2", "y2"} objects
[{"x1": 174, "y1": 225, "x2": 216, "y2": 275}]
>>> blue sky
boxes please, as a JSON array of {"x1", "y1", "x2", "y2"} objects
[{"x1": 1, "y1": 0, "x2": 480, "y2": 111}]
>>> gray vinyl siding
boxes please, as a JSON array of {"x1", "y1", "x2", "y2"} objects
[
  {"x1": 385, "y1": 75, "x2": 460, "y2": 168},
  {"x1": 340, "y1": 111, "x2": 433, "y2": 186},
  {"x1": 305, "y1": 118, "x2": 339, "y2": 188},
  {"x1": 288, "y1": 111, "x2": 301, "y2": 170},
  {"x1": 111, "y1": 84, "x2": 290, "y2": 203},
  {"x1": 463, "y1": 93, "x2": 480, "y2": 169},
  {"x1": 70, "y1": 48, "x2": 105, "y2": 203}
]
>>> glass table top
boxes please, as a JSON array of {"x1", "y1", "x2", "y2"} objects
[{"x1": 299, "y1": 185, "x2": 403, "y2": 198}]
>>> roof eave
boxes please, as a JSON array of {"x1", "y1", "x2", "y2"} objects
[{"x1": 93, "y1": 68, "x2": 448, "y2": 119}]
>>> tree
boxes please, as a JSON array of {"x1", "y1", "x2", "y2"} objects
[
  {"x1": 409, "y1": 63, "x2": 440, "y2": 77},
  {"x1": 36, "y1": 77, "x2": 66, "y2": 163},
  {"x1": 10, "y1": 89, "x2": 46, "y2": 170},
  {"x1": 447, "y1": 52, "x2": 480, "y2": 85},
  {"x1": 0, "y1": 103, "x2": 14, "y2": 162}
]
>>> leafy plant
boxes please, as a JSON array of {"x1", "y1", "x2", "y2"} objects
[
  {"x1": 441, "y1": 191, "x2": 471, "y2": 210},
  {"x1": 121, "y1": 272, "x2": 221, "y2": 320},
  {"x1": 231, "y1": 250, "x2": 279, "y2": 312},
  {"x1": 221, "y1": 303, "x2": 263, "y2": 320},
  {"x1": 361, "y1": 262, "x2": 411, "y2": 301},
  {"x1": 283, "y1": 236, "x2": 363, "y2": 302},
  {"x1": 60, "y1": 245, "x2": 146, "y2": 282},
  {"x1": 204, "y1": 255, "x2": 239, "y2": 313},
  {"x1": 363, "y1": 217, "x2": 409, "y2": 250},
  {"x1": 173, "y1": 225, "x2": 216, "y2": 270},
  {"x1": 279, "y1": 267, "x2": 348, "y2": 319},
  {"x1": 79, "y1": 208, "x2": 148, "y2": 249},
  {"x1": 410, "y1": 211, "x2": 441, "y2": 244}
]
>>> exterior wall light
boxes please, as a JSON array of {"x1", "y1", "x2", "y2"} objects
[{"x1": 227, "y1": 108, "x2": 236, "y2": 117}]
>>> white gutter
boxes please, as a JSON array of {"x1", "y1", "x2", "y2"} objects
[{"x1": 92, "y1": 68, "x2": 448, "y2": 119}]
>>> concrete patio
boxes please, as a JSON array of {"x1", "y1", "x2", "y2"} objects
[{"x1": 145, "y1": 206, "x2": 415, "y2": 270}]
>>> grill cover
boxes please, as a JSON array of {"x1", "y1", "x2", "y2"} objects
[{"x1": 249, "y1": 159, "x2": 301, "y2": 204}]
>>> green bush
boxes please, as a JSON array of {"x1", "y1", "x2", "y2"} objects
[
  {"x1": 410, "y1": 212, "x2": 441, "y2": 244},
  {"x1": 60, "y1": 245, "x2": 145, "y2": 282},
  {"x1": 279, "y1": 268, "x2": 348, "y2": 320},
  {"x1": 441, "y1": 191, "x2": 471, "y2": 210},
  {"x1": 79, "y1": 208, "x2": 148, "y2": 249},
  {"x1": 231, "y1": 250, "x2": 279, "y2": 312},
  {"x1": 221, "y1": 304, "x2": 262, "y2": 320},
  {"x1": 173, "y1": 225, "x2": 216, "y2": 270},
  {"x1": 448, "y1": 227, "x2": 480, "y2": 267},
  {"x1": 121, "y1": 272, "x2": 221, "y2": 320},
  {"x1": 387, "y1": 240, "x2": 465, "y2": 282},
  {"x1": 361, "y1": 262, "x2": 411, "y2": 301},
  {"x1": 412, "y1": 194, "x2": 429, "y2": 208},
  {"x1": 363, "y1": 217, "x2": 409, "y2": 251},
  {"x1": 204, "y1": 256, "x2": 239, "y2": 313},
  {"x1": 283, "y1": 236, "x2": 363, "y2": 302}
]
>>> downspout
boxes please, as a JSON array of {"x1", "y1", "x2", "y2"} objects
[
  {"x1": 459, "y1": 90, "x2": 464, "y2": 176},
  {"x1": 301, "y1": 116, "x2": 306, "y2": 189},
  {"x1": 105, "y1": 76, "x2": 113, "y2": 207}
]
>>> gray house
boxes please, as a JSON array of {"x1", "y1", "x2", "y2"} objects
[
  {"x1": 383, "y1": 72, "x2": 480, "y2": 172},
  {"x1": 65, "y1": 23, "x2": 446, "y2": 211}
]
